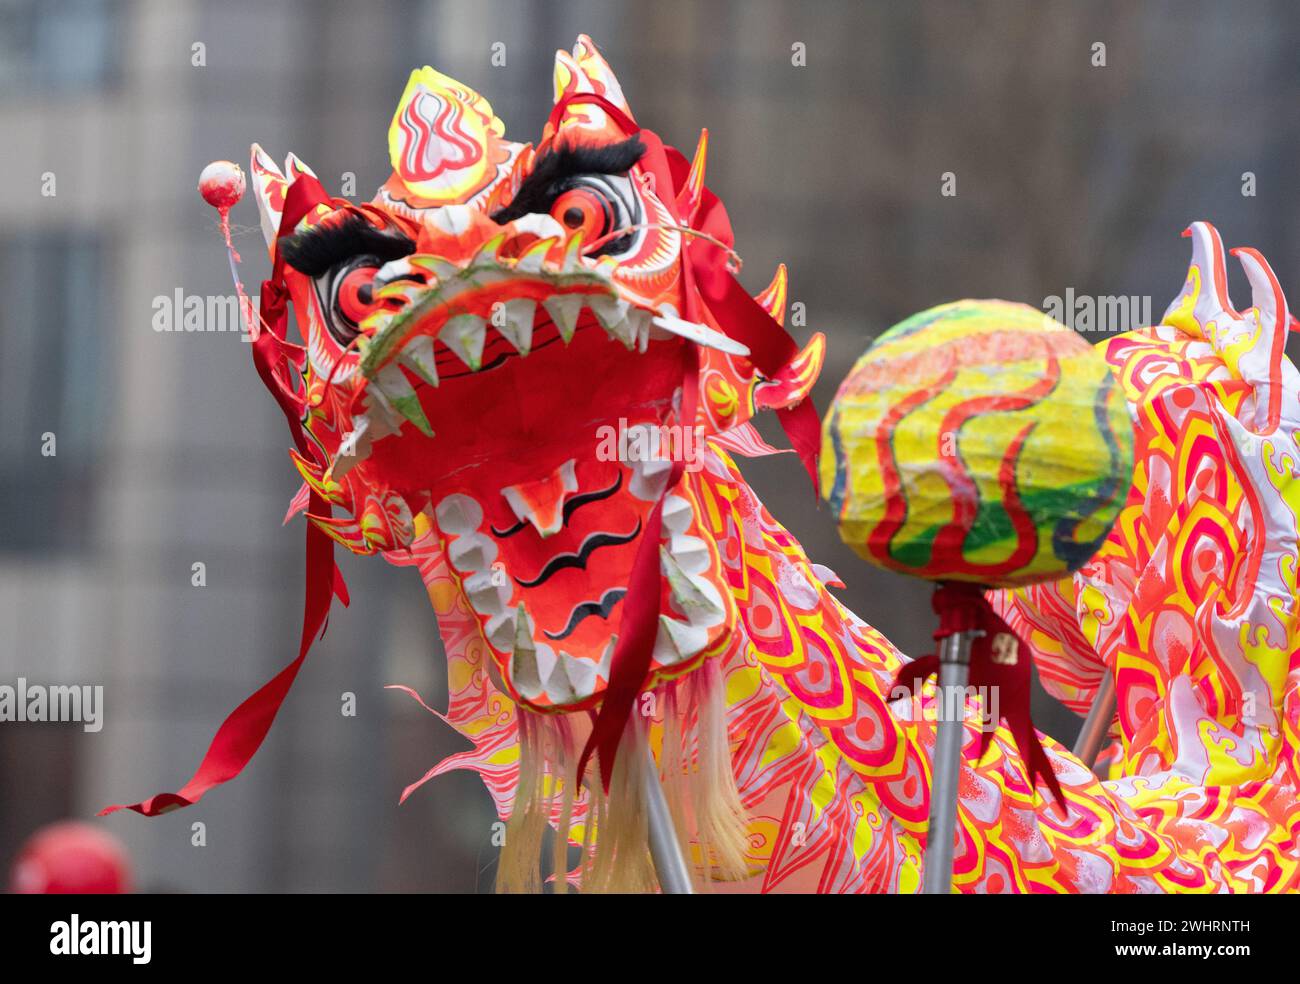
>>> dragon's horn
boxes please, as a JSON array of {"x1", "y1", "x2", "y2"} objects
[
  {"x1": 1163, "y1": 221, "x2": 1234, "y2": 332},
  {"x1": 755, "y1": 264, "x2": 789, "y2": 327},
  {"x1": 678, "y1": 129, "x2": 709, "y2": 222},
  {"x1": 550, "y1": 36, "x2": 636, "y2": 141},
  {"x1": 249, "y1": 143, "x2": 287, "y2": 254},
  {"x1": 571, "y1": 35, "x2": 632, "y2": 115}
]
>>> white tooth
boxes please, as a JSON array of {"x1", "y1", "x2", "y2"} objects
[
  {"x1": 441, "y1": 314, "x2": 487, "y2": 370},
  {"x1": 434, "y1": 493, "x2": 482, "y2": 535},
  {"x1": 398, "y1": 335, "x2": 439, "y2": 386},
  {"x1": 511, "y1": 649, "x2": 542, "y2": 700},
  {"x1": 362, "y1": 383, "x2": 403, "y2": 433},
  {"x1": 610, "y1": 317, "x2": 638, "y2": 349},
  {"x1": 463, "y1": 568, "x2": 510, "y2": 615},
  {"x1": 654, "y1": 615, "x2": 708, "y2": 665},
  {"x1": 534, "y1": 642, "x2": 557, "y2": 688},
  {"x1": 448, "y1": 532, "x2": 497, "y2": 572},
  {"x1": 629, "y1": 456, "x2": 673, "y2": 501},
  {"x1": 589, "y1": 294, "x2": 631, "y2": 343},
  {"x1": 486, "y1": 610, "x2": 517, "y2": 651},
  {"x1": 407, "y1": 255, "x2": 461, "y2": 281},
  {"x1": 560, "y1": 652, "x2": 598, "y2": 698},
  {"x1": 626, "y1": 307, "x2": 653, "y2": 352},
  {"x1": 651, "y1": 312, "x2": 751, "y2": 356},
  {"x1": 660, "y1": 546, "x2": 723, "y2": 622},
  {"x1": 473, "y1": 233, "x2": 507, "y2": 265},
  {"x1": 373, "y1": 362, "x2": 434, "y2": 437},
  {"x1": 509, "y1": 607, "x2": 546, "y2": 700},
  {"x1": 562, "y1": 232, "x2": 586, "y2": 271},
  {"x1": 667, "y1": 533, "x2": 710, "y2": 575},
  {"x1": 596, "y1": 635, "x2": 617, "y2": 680},
  {"x1": 515, "y1": 236, "x2": 558, "y2": 274},
  {"x1": 541, "y1": 646, "x2": 573, "y2": 703},
  {"x1": 493, "y1": 298, "x2": 536, "y2": 354},
  {"x1": 543, "y1": 294, "x2": 585, "y2": 342},
  {"x1": 661, "y1": 494, "x2": 693, "y2": 535},
  {"x1": 688, "y1": 577, "x2": 726, "y2": 626}
]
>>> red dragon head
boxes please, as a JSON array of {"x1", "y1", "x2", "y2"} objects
[{"x1": 246, "y1": 36, "x2": 822, "y2": 724}]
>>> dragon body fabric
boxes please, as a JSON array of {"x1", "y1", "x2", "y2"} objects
[{"x1": 113, "y1": 37, "x2": 1299, "y2": 893}]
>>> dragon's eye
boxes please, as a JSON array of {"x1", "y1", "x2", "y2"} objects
[
  {"x1": 321, "y1": 255, "x2": 383, "y2": 347},
  {"x1": 336, "y1": 264, "x2": 381, "y2": 324},
  {"x1": 551, "y1": 185, "x2": 616, "y2": 241}
]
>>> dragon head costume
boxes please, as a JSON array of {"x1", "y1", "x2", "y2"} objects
[
  {"x1": 249, "y1": 36, "x2": 823, "y2": 731},
  {"x1": 109, "y1": 37, "x2": 1300, "y2": 895}
]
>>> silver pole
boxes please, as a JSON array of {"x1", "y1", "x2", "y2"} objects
[
  {"x1": 1072, "y1": 671, "x2": 1116, "y2": 770},
  {"x1": 921, "y1": 630, "x2": 975, "y2": 894},
  {"x1": 640, "y1": 733, "x2": 694, "y2": 894}
]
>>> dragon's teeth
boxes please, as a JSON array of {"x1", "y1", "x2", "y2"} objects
[
  {"x1": 651, "y1": 312, "x2": 751, "y2": 357},
  {"x1": 597, "y1": 635, "x2": 617, "y2": 679},
  {"x1": 559, "y1": 651, "x2": 597, "y2": 697},
  {"x1": 463, "y1": 568, "x2": 510, "y2": 615},
  {"x1": 589, "y1": 294, "x2": 631, "y2": 344},
  {"x1": 544, "y1": 658, "x2": 574, "y2": 703},
  {"x1": 398, "y1": 335, "x2": 439, "y2": 386},
  {"x1": 543, "y1": 294, "x2": 585, "y2": 343},
  {"x1": 626, "y1": 307, "x2": 653, "y2": 352},
  {"x1": 485, "y1": 610, "x2": 517, "y2": 651},
  {"x1": 406, "y1": 255, "x2": 460, "y2": 281},
  {"x1": 654, "y1": 615, "x2": 708, "y2": 665},
  {"x1": 441, "y1": 314, "x2": 487, "y2": 370},
  {"x1": 667, "y1": 533, "x2": 711, "y2": 576},
  {"x1": 509, "y1": 606, "x2": 545, "y2": 699},
  {"x1": 515, "y1": 237, "x2": 558, "y2": 274},
  {"x1": 493, "y1": 298, "x2": 536, "y2": 355},
  {"x1": 372, "y1": 363, "x2": 433, "y2": 437},
  {"x1": 511, "y1": 652, "x2": 542, "y2": 700},
  {"x1": 562, "y1": 231, "x2": 586, "y2": 271},
  {"x1": 447, "y1": 531, "x2": 497, "y2": 572},
  {"x1": 660, "y1": 546, "x2": 724, "y2": 621},
  {"x1": 473, "y1": 233, "x2": 508, "y2": 265}
]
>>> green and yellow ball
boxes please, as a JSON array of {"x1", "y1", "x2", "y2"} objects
[{"x1": 821, "y1": 300, "x2": 1134, "y2": 588}]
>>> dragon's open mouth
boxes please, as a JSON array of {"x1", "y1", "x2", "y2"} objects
[{"x1": 330, "y1": 234, "x2": 737, "y2": 709}]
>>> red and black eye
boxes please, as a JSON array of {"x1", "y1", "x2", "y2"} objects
[
  {"x1": 546, "y1": 174, "x2": 640, "y2": 255},
  {"x1": 551, "y1": 185, "x2": 616, "y2": 241},
  {"x1": 336, "y1": 263, "x2": 381, "y2": 324},
  {"x1": 322, "y1": 254, "x2": 383, "y2": 347}
]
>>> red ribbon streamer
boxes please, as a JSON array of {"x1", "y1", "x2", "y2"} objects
[
  {"x1": 102, "y1": 175, "x2": 344, "y2": 817},
  {"x1": 892, "y1": 582, "x2": 1066, "y2": 810},
  {"x1": 565, "y1": 94, "x2": 820, "y2": 790}
]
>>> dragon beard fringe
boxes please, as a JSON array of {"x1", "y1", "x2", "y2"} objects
[{"x1": 494, "y1": 658, "x2": 750, "y2": 893}]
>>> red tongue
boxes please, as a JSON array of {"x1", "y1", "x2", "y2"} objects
[{"x1": 502, "y1": 459, "x2": 578, "y2": 538}]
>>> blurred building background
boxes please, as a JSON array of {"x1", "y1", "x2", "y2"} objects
[{"x1": 0, "y1": 0, "x2": 1297, "y2": 892}]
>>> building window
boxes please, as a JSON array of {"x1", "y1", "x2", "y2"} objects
[
  {"x1": 0, "y1": 0, "x2": 120, "y2": 97},
  {"x1": 0, "y1": 234, "x2": 107, "y2": 553}
]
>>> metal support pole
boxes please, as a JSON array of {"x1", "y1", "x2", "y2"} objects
[
  {"x1": 640, "y1": 733, "x2": 694, "y2": 894},
  {"x1": 922, "y1": 629, "x2": 975, "y2": 894},
  {"x1": 1072, "y1": 671, "x2": 1116, "y2": 770}
]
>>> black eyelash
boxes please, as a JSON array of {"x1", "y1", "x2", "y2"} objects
[
  {"x1": 280, "y1": 213, "x2": 415, "y2": 277},
  {"x1": 490, "y1": 136, "x2": 646, "y2": 224}
]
